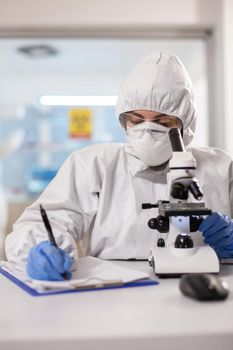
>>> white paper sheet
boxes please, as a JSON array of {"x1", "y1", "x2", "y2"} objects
[{"x1": 1, "y1": 256, "x2": 151, "y2": 292}]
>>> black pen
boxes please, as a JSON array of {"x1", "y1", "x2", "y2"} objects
[{"x1": 39, "y1": 204, "x2": 69, "y2": 280}]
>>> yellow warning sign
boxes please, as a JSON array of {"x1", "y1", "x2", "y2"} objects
[{"x1": 69, "y1": 108, "x2": 92, "y2": 138}]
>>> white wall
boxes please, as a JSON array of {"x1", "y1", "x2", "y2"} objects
[
  {"x1": 0, "y1": 0, "x2": 219, "y2": 29},
  {"x1": 222, "y1": 0, "x2": 233, "y2": 155}
]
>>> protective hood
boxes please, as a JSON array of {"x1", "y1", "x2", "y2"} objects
[{"x1": 116, "y1": 51, "x2": 197, "y2": 146}]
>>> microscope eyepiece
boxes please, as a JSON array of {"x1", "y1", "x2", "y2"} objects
[{"x1": 169, "y1": 128, "x2": 185, "y2": 152}]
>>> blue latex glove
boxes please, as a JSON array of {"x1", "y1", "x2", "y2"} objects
[
  {"x1": 27, "y1": 241, "x2": 73, "y2": 281},
  {"x1": 199, "y1": 212, "x2": 233, "y2": 259}
]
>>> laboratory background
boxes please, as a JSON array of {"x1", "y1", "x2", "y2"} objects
[{"x1": 0, "y1": 0, "x2": 233, "y2": 260}]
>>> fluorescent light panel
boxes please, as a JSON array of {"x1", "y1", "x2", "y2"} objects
[{"x1": 39, "y1": 95, "x2": 118, "y2": 106}]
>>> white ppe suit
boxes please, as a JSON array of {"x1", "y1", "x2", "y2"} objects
[{"x1": 5, "y1": 51, "x2": 233, "y2": 267}]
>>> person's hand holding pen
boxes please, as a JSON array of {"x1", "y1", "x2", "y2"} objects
[{"x1": 26, "y1": 205, "x2": 73, "y2": 281}]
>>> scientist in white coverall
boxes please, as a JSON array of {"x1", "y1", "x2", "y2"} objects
[{"x1": 5, "y1": 51, "x2": 233, "y2": 281}]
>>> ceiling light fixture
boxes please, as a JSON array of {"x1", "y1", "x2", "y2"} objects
[
  {"x1": 17, "y1": 44, "x2": 58, "y2": 58},
  {"x1": 39, "y1": 95, "x2": 118, "y2": 106}
]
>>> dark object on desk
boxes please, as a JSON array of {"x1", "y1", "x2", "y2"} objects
[{"x1": 179, "y1": 273, "x2": 229, "y2": 301}]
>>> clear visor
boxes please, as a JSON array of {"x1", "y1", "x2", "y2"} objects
[{"x1": 119, "y1": 111, "x2": 183, "y2": 130}]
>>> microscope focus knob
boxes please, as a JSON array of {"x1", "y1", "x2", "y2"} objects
[
  {"x1": 157, "y1": 238, "x2": 165, "y2": 247},
  {"x1": 190, "y1": 215, "x2": 204, "y2": 232},
  {"x1": 148, "y1": 215, "x2": 169, "y2": 233},
  {"x1": 174, "y1": 234, "x2": 194, "y2": 248}
]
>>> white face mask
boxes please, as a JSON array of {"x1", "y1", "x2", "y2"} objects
[{"x1": 126, "y1": 122, "x2": 172, "y2": 166}]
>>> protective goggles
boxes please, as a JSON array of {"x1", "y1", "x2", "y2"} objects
[{"x1": 119, "y1": 111, "x2": 183, "y2": 129}]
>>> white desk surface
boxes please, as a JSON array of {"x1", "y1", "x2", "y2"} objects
[{"x1": 0, "y1": 261, "x2": 233, "y2": 350}]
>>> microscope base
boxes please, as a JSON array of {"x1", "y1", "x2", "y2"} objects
[{"x1": 149, "y1": 245, "x2": 220, "y2": 277}]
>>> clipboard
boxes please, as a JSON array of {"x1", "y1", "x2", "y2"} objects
[{"x1": 0, "y1": 266, "x2": 158, "y2": 297}]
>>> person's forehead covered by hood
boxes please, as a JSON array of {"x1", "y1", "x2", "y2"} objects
[{"x1": 116, "y1": 51, "x2": 197, "y2": 146}]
